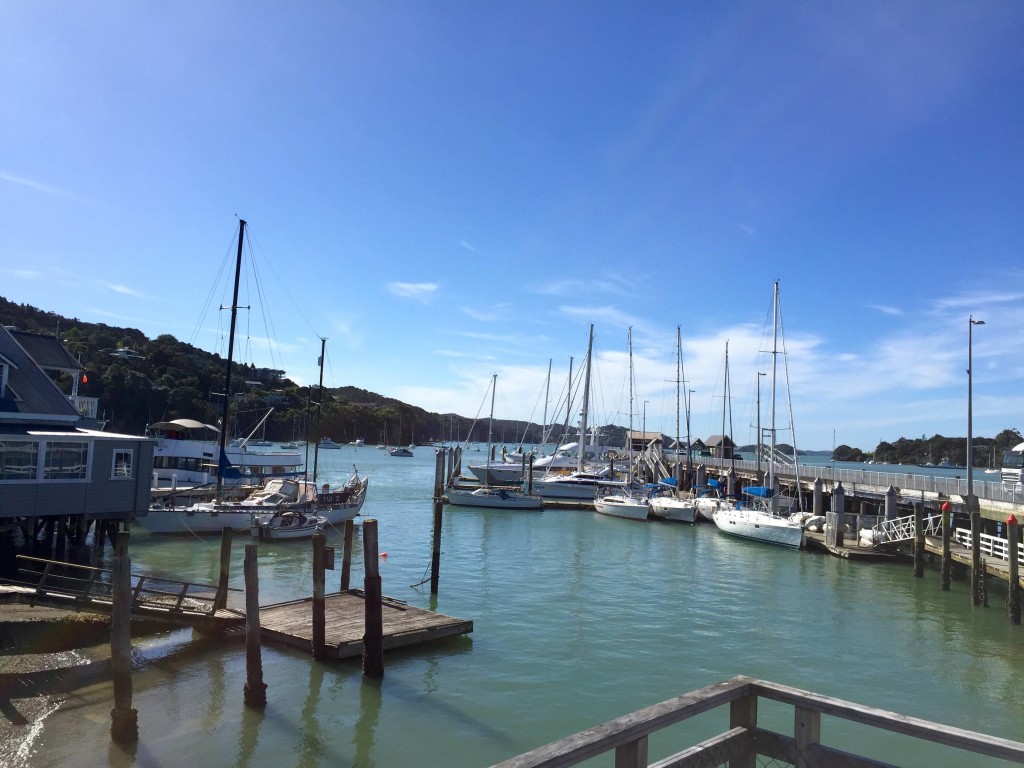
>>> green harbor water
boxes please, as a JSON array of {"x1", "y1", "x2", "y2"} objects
[{"x1": 12, "y1": 447, "x2": 1024, "y2": 767}]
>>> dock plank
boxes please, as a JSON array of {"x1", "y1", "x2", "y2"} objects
[{"x1": 259, "y1": 590, "x2": 472, "y2": 659}]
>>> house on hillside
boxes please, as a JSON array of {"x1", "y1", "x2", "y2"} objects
[{"x1": 0, "y1": 325, "x2": 153, "y2": 537}]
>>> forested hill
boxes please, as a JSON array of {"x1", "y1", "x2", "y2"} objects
[{"x1": 0, "y1": 297, "x2": 513, "y2": 445}]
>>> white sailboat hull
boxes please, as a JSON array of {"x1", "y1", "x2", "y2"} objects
[
  {"x1": 136, "y1": 507, "x2": 252, "y2": 534},
  {"x1": 446, "y1": 487, "x2": 543, "y2": 510},
  {"x1": 648, "y1": 496, "x2": 697, "y2": 523},
  {"x1": 711, "y1": 507, "x2": 803, "y2": 549},
  {"x1": 594, "y1": 494, "x2": 649, "y2": 521}
]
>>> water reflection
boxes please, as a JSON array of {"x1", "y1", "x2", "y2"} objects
[{"x1": 353, "y1": 676, "x2": 382, "y2": 768}]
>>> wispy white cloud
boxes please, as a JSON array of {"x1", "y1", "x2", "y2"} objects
[
  {"x1": 6, "y1": 268, "x2": 42, "y2": 279},
  {"x1": 867, "y1": 304, "x2": 903, "y2": 316},
  {"x1": 386, "y1": 282, "x2": 438, "y2": 302},
  {"x1": 108, "y1": 283, "x2": 145, "y2": 298},
  {"x1": 739, "y1": 223, "x2": 756, "y2": 238},
  {"x1": 458, "y1": 240, "x2": 479, "y2": 253},
  {"x1": 530, "y1": 273, "x2": 632, "y2": 297},
  {"x1": 0, "y1": 171, "x2": 86, "y2": 201}
]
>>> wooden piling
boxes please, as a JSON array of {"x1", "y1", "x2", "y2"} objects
[
  {"x1": 362, "y1": 519, "x2": 384, "y2": 678},
  {"x1": 1007, "y1": 516, "x2": 1020, "y2": 625},
  {"x1": 812, "y1": 478, "x2": 822, "y2": 517},
  {"x1": 243, "y1": 544, "x2": 267, "y2": 707},
  {"x1": 312, "y1": 532, "x2": 327, "y2": 660},
  {"x1": 884, "y1": 485, "x2": 897, "y2": 521},
  {"x1": 431, "y1": 495, "x2": 443, "y2": 596},
  {"x1": 832, "y1": 483, "x2": 846, "y2": 550},
  {"x1": 941, "y1": 501, "x2": 952, "y2": 591},
  {"x1": 968, "y1": 494, "x2": 983, "y2": 606},
  {"x1": 110, "y1": 531, "x2": 137, "y2": 743},
  {"x1": 340, "y1": 519, "x2": 354, "y2": 591},
  {"x1": 213, "y1": 527, "x2": 233, "y2": 611},
  {"x1": 913, "y1": 503, "x2": 925, "y2": 578}
]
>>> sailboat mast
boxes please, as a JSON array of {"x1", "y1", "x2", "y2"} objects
[
  {"x1": 675, "y1": 325, "x2": 681, "y2": 464},
  {"x1": 541, "y1": 358, "x2": 552, "y2": 455},
  {"x1": 578, "y1": 324, "x2": 593, "y2": 474},
  {"x1": 769, "y1": 280, "x2": 779, "y2": 494},
  {"x1": 485, "y1": 373, "x2": 497, "y2": 479},
  {"x1": 627, "y1": 327, "x2": 634, "y2": 485},
  {"x1": 216, "y1": 218, "x2": 245, "y2": 501},
  {"x1": 721, "y1": 341, "x2": 728, "y2": 462},
  {"x1": 313, "y1": 336, "x2": 326, "y2": 483}
]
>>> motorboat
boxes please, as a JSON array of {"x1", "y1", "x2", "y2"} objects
[{"x1": 251, "y1": 509, "x2": 326, "y2": 540}]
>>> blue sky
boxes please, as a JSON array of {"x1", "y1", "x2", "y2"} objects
[{"x1": 3, "y1": 2, "x2": 1023, "y2": 451}]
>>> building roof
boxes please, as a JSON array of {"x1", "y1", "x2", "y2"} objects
[
  {"x1": 8, "y1": 329, "x2": 84, "y2": 373},
  {"x1": 0, "y1": 327, "x2": 80, "y2": 421},
  {"x1": 704, "y1": 434, "x2": 737, "y2": 447}
]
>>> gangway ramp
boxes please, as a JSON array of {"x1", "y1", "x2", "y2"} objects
[{"x1": 3, "y1": 555, "x2": 244, "y2": 630}]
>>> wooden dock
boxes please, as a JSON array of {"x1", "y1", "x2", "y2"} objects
[
  {"x1": 259, "y1": 589, "x2": 473, "y2": 659},
  {"x1": 923, "y1": 535, "x2": 1024, "y2": 587},
  {"x1": 803, "y1": 530, "x2": 904, "y2": 561}
]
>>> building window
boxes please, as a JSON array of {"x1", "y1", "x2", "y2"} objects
[
  {"x1": 43, "y1": 442, "x2": 88, "y2": 480},
  {"x1": 113, "y1": 449, "x2": 133, "y2": 479},
  {"x1": 0, "y1": 440, "x2": 38, "y2": 480}
]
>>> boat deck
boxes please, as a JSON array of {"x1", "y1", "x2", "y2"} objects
[{"x1": 258, "y1": 589, "x2": 473, "y2": 659}]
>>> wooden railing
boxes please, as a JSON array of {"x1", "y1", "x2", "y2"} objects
[
  {"x1": 13, "y1": 554, "x2": 240, "y2": 616},
  {"x1": 489, "y1": 676, "x2": 1024, "y2": 768}
]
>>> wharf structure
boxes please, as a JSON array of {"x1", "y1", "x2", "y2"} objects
[
  {"x1": 689, "y1": 453, "x2": 1021, "y2": 523},
  {"x1": 0, "y1": 326, "x2": 152, "y2": 576}
]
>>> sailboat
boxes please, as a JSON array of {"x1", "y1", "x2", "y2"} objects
[
  {"x1": 530, "y1": 326, "x2": 627, "y2": 502},
  {"x1": 649, "y1": 325, "x2": 698, "y2": 523},
  {"x1": 446, "y1": 374, "x2": 543, "y2": 510},
  {"x1": 712, "y1": 281, "x2": 804, "y2": 549},
  {"x1": 389, "y1": 415, "x2": 413, "y2": 456},
  {"x1": 140, "y1": 219, "x2": 268, "y2": 534},
  {"x1": 594, "y1": 327, "x2": 649, "y2": 521}
]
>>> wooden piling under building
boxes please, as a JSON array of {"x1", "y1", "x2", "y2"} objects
[{"x1": 258, "y1": 590, "x2": 472, "y2": 660}]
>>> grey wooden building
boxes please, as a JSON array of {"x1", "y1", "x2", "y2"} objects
[{"x1": 0, "y1": 327, "x2": 153, "y2": 529}]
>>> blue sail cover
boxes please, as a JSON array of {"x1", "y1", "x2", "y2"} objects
[
  {"x1": 743, "y1": 486, "x2": 774, "y2": 498},
  {"x1": 218, "y1": 452, "x2": 243, "y2": 479}
]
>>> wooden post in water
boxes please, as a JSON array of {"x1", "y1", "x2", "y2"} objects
[
  {"x1": 941, "y1": 501, "x2": 952, "y2": 591},
  {"x1": 312, "y1": 532, "x2": 327, "y2": 660},
  {"x1": 433, "y1": 448, "x2": 445, "y2": 498},
  {"x1": 110, "y1": 531, "x2": 137, "y2": 743},
  {"x1": 884, "y1": 485, "x2": 897, "y2": 521},
  {"x1": 340, "y1": 519, "x2": 354, "y2": 591},
  {"x1": 526, "y1": 454, "x2": 534, "y2": 494},
  {"x1": 1007, "y1": 515, "x2": 1020, "y2": 625},
  {"x1": 453, "y1": 446, "x2": 462, "y2": 478},
  {"x1": 243, "y1": 544, "x2": 267, "y2": 707},
  {"x1": 913, "y1": 502, "x2": 925, "y2": 578},
  {"x1": 969, "y1": 494, "x2": 983, "y2": 606},
  {"x1": 214, "y1": 526, "x2": 233, "y2": 612},
  {"x1": 832, "y1": 482, "x2": 846, "y2": 549},
  {"x1": 431, "y1": 451, "x2": 444, "y2": 595},
  {"x1": 812, "y1": 478, "x2": 822, "y2": 516},
  {"x1": 362, "y1": 519, "x2": 384, "y2": 678},
  {"x1": 695, "y1": 464, "x2": 706, "y2": 488}
]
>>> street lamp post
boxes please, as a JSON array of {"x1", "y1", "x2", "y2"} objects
[{"x1": 968, "y1": 314, "x2": 985, "y2": 606}]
